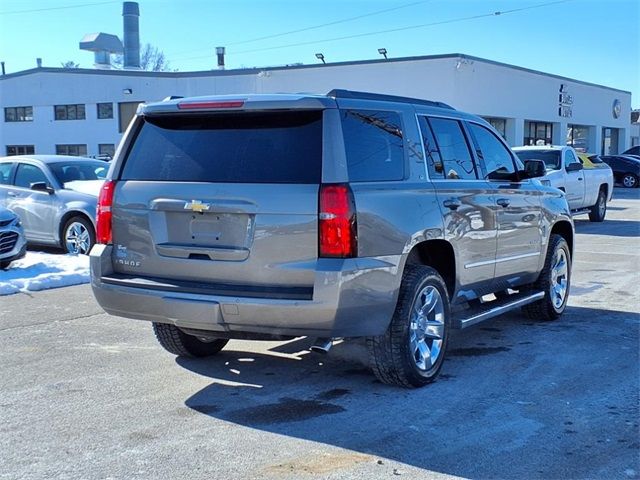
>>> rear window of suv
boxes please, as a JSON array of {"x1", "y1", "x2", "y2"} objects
[
  {"x1": 341, "y1": 109, "x2": 405, "y2": 182},
  {"x1": 121, "y1": 111, "x2": 322, "y2": 183}
]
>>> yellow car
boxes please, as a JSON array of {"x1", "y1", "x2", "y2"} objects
[{"x1": 578, "y1": 153, "x2": 609, "y2": 169}]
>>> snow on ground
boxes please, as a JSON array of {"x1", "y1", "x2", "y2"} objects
[{"x1": 0, "y1": 251, "x2": 90, "y2": 296}]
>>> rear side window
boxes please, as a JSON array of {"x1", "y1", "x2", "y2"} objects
[
  {"x1": 427, "y1": 118, "x2": 477, "y2": 180},
  {"x1": 0, "y1": 163, "x2": 13, "y2": 185},
  {"x1": 121, "y1": 111, "x2": 322, "y2": 183},
  {"x1": 341, "y1": 109, "x2": 404, "y2": 182}
]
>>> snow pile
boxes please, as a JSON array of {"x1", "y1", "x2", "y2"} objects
[{"x1": 0, "y1": 252, "x2": 90, "y2": 296}]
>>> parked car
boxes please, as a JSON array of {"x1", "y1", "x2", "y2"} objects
[
  {"x1": 513, "y1": 145, "x2": 613, "y2": 222},
  {"x1": 0, "y1": 156, "x2": 107, "y2": 254},
  {"x1": 0, "y1": 207, "x2": 26, "y2": 269},
  {"x1": 577, "y1": 153, "x2": 607, "y2": 169},
  {"x1": 91, "y1": 90, "x2": 574, "y2": 388},
  {"x1": 622, "y1": 146, "x2": 640, "y2": 156},
  {"x1": 600, "y1": 155, "x2": 640, "y2": 188}
]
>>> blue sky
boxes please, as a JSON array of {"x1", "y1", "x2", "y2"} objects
[{"x1": 1, "y1": 0, "x2": 638, "y2": 105}]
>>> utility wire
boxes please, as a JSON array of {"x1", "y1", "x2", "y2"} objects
[
  {"x1": 227, "y1": 0, "x2": 431, "y2": 46},
  {"x1": 172, "y1": 0, "x2": 575, "y2": 62},
  {"x1": 168, "y1": 0, "x2": 430, "y2": 57},
  {"x1": 0, "y1": 0, "x2": 119, "y2": 16}
]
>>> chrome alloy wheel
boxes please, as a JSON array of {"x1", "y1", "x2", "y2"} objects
[
  {"x1": 550, "y1": 249, "x2": 569, "y2": 309},
  {"x1": 65, "y1": 222, "x2": 91, "y2": 254},
  {"x1": 597, "y1": 194, "x2": 606, "y2": 217},
  {"x1": 623, "y1": 174, "x2": 637, "y2": 188},
  {"x1": 409, "y1": 285, "x2": 445, "y2": 371}
]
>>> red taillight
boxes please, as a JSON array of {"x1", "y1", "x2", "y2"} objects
[
  {"x1": 319, "y1": 184, "x2": 357, "y2": 258},
  {"x1": 177, "y1": 100, "x2": 245, "y2": 110},
  {"x1": 96, "y1": 180, "x2": 116, "y2": 244}
]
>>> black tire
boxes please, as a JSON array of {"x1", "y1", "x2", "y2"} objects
[
  {"x1": 367, "y1": 265, "x2": 451, "y2": 388},
  {"x1": 622, "y1": 173, "x2": 638, "y2": 188},
  {"x1": 522, "y1": 234, "x2": 571, "y2": 321},
  {"x1": 588, "y1": 188, "x2": 607, "y2": 222},
  {"x1": 152, "y1": 322, "x2": 229, "y2": 357},
  {"x1": 62, "y1": 216, "x2": 95, "y2": 254}
]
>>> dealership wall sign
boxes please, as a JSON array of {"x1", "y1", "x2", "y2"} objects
[
  {"x1": 558, "y1": 84, "x2": 573, "y2": 118},
  {"x1": 612, "y1": 99, "x2": 621, "y2": 119}
]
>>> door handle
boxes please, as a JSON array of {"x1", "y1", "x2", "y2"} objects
[
  {"x1": 496, "y1": 198, "x2": 510, "y2": 208},
  {"x1": 578, "y1": 178, "x2": 583, "y2": 181},
  {"x1": 442, "y1": 199, "x2": 461, "y2": 211}
]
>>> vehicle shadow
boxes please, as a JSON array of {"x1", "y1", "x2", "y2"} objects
[
  {"x1": 176, "y1": 306, "x2": 639, "y2": 479},
  {"x1": 574, "y1": 218, "x2": 640, "y2": 237}
]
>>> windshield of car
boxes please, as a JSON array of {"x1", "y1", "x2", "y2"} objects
[
  {"x1": 514, "y1": 150, "x2": 560, "y2": 170},
  {"x1": 49, "y1": 161, "x2": 108, "y2": 184}
]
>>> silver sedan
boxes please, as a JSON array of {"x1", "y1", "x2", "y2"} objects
[{"x1": 0, "y1": 155, "x2": 107, "y2": 254}]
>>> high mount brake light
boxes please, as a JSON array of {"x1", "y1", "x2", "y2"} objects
[
  {"x1": 96, "y1": 180, "x2": 116, "y2": 244},
  {"x1": 177, "y1": 100, "x2": 245, "y2": 110},
  {"x1": 318, "y1": 184, "x2": 357, "y2": 258}
]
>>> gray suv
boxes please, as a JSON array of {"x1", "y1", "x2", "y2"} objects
[{"x1": 90, "y1": 90, "x2": 573, "y2": 388}]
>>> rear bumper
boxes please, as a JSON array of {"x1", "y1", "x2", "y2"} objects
[{"x1": 90, "y1": 244, "x2": 402, "y2": 337}]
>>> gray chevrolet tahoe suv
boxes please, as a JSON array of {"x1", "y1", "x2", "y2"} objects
[{"x1": 90, "y1": 90, "x2": 574, "y2": 388}]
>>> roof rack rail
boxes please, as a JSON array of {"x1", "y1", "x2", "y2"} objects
[{"x1": 326, "y1": 89, "x2": 454, "y2": 110}]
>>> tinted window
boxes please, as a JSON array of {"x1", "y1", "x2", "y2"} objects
[
  {"x1": 15, "y1": 164, "x2": 48, "y2": 188},
  {"x1": 515, "y1": 150, "x2": 560, "y2": 170},
  {"x1": 341, "y1": 109, "x2": 404, "y2": 182},
  {"x1": 428, "y1": 118, "x2": 477, "y2": 180},
  {"x1": 49, "y1": 161, "x2": 108, "y2": 184},
  {"x1": 0, "y1": 163, "x2": 13, "y2": 185},
  {"x1": 121, "y1": 111, "x2": 322, "y2": 183},
  {"x1": 417, "y1": 116, "x2": 444, "y2": 178},
  {"x1": 468, "y1": 123, "x2": 516, "y2": 180},
  {"x1": 565, "y1": 149, "x2": 579, "y2": 168}
]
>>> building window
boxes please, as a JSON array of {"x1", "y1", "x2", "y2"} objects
[
  {"x1": 54, "y1": 104, "x2": 86, "y2": 120},
  {"x1": 97, "y1": 103, "x2": 113, "y2": 119},
  {"x1": 6, "y1": 145, "x2": 35, "y2": 156},
  {"x1": 483, "y1": 117, "x2": 507, "y2": 139},
  {"x1": 4, "y1": 106, "x2": 33, "y2": 122},
  {"x1": 98, "y1": 144, "x2": 115, "y2": 159},
  {"x1": 56, "y1": 144, "x2": 87, "y2": 156},
  {"x1": 566, "y1": 124, "x2": 590, "y2": 152},
  {"x1": 524, "y1": 121, "x2": 553, "y2": 146},
  {"x1": 118, "y1": 101, "x2": 142, "y2": 133}
]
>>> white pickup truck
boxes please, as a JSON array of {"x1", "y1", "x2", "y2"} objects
[{"x1": 513, "y1": 145, "x2": 613, "y2": 222}]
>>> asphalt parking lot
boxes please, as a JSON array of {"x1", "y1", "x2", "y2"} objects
[{"x1": 1, "y1": 188, "x2": 638, "y2": 480}]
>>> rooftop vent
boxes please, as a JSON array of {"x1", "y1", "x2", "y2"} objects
[{"x1": 79, "y1": 33, "x2": 123, "y2": 69}]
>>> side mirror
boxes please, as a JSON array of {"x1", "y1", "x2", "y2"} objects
[
  {"x1": 30, "y1": 182, "x2": 54, "y2": 194},
  {"x1": 523, "y1": 159, "x2": 546, "y2": 179},
  {"x1": 566, "y1": 162, "x2": 583, "y2": 172}
]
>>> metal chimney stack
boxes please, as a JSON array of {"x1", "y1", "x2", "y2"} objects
[
  {"x1": 122, "y1": 1, "x2": 140, "y2": 69},
  {"x1": 216, "y1": 47, "x2": 226, "y2": 70}
]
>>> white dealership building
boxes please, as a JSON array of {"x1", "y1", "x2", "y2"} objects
[{"x1": 0, "y1": 53, "x2": 635, "y2": 158}]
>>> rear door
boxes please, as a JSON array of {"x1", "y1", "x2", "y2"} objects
[
  {"x1": 111, "y1": 109, "x2": 324, "y2": 295},
  {"x1": 418, "y1": 116, "x2": 497, "y2": 299}
]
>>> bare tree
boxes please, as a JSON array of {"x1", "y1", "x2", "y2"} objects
[
  {"x1": 61, "y1": 60, "x2": 80, "y2": 68},
  {"x1": 112, "y1": 43, "x2": 173, "y2": 71}
]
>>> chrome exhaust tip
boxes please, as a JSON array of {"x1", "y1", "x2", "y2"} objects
[{"x1": 310, "y1": 338, "x2": 333, "y2": 354}]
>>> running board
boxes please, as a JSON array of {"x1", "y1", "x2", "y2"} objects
[
  {"x1": 454, "y1": 291, "x2": 545, "y2": 329},
  {"x1": 571, "y1": 208, "x2": 591, "y2": 216}
]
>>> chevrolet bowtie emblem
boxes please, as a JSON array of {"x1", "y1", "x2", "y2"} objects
[{"x1": 184, "y1": 200, "x2": 211, "y2": 213}]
